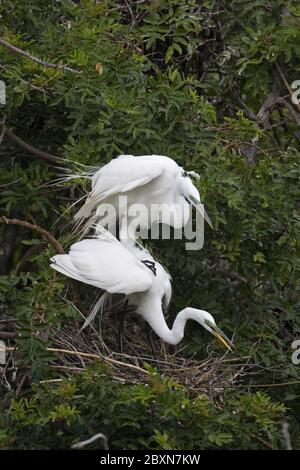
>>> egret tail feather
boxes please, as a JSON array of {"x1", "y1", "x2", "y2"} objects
[{"x1": 80, "y1": 291, "x2": 111, "y2": 331}]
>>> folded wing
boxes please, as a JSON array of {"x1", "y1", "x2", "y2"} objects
[
  {"x1": 50, "y1": 236, "x2": 153, "y2": 295},
  {"x1": 74, "y1": 155, "x2": 165, "y2": 220}
]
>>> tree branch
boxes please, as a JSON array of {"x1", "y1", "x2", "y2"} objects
[
  {"x1": 71, "y1": 433, "x2": 108, "y2": 450},
  {"x1": 0, "y1": 216, "x2": 81, "y2": 306},
  {"x1": 277, "y1": 98, "x2": 300, "y2": 128},
  {"x1": 0, "y1": 37, "x2": 82, "y2": 74},
  {"x1": 0, "y1": 216, "x2": 64, "y2": 253},
  {"x1": 275, "y1": 61, "x2": 300, "y2": 113},
  {"x1": 0, "y1": 122, "x2": 65, "y2": 164},
  {"x1": 0, "y1": 332, "x2": 17, "y2": 339}
]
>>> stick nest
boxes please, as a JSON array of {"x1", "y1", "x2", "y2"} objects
[{"x1": 44, "y1": 312, "x2": 251, "y2": 398}]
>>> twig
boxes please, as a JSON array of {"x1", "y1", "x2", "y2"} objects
[
  {"x1": 281, "y1": 422, "x2": 293, "y2": 450},
  {"x1": 275, "y1": 61, "x2": 300, "y2": 112},
  {"x1": 71, "y1": 433, "x2": 108, "y2": 450},
  {"x1": 0, "y1": 37, "x2": 82, "y2": 74},
  {"x1": 0, "y1": 216, "x2": 64, "y2": 253},
  {"x1": 278, "y1": 98, "x2": 300, "y2": 128},
  {"x1": 47, "y1": 347, "x2": 150, "y2": 374},
  {"x1": 0, "y1": 210, "x2": 18, "y2": 275},
  {"x1": 0, "y1": 216, "x2": 81, "y2": 305},
  {"x1": 218, "y1": 355, "x2": 252, "y2": 364},
  {"x1": 236, "y1": 380, "x2": 300, "y2": 388},
  {"x1": 16, "y1": 371, "x2": 29, "y2": 395},
  {"x1": 2, "y1": 345, "x2": 150, "y2": 375},
  {"x1": 249, "y1": 432, "x2": 273, "y2": 450},
  {"x1": 0, "y1": 122, "x2": 65, "y2": 164},
  {"x1": 0, "y1": 332, "x2": 16, "y2": 339},
  {"x1": 39, "y1": 378, "x2": 63, "y2": 384},
  {"x1": 49, "y1": 365, "x2": 84, "y2": 372},
  {"x1": 221, "y1": 139, "x2": 271, "y2": 158},
  {"x1": 0, "y1": 115, "x2": 6, "y2": 145}
]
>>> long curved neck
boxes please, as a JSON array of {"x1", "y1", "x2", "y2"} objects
[{"x1": 141, "y1": 307, "x2": 198, "y2": 345}]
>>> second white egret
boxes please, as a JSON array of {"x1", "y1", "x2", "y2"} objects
[
  {"x1": 50, "y1": 232, "x2": 232, "y2": 349},
  {"x1": 72, "y1": 154, "x2": 213, "y2": 245}
]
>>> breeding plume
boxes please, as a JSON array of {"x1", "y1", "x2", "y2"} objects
[
  {"x1": 73, "y1": 154, "x2": 212, "y2": 245},
  {"x1": 50, "y1": 232, "x2": 232, "y2": 348}
]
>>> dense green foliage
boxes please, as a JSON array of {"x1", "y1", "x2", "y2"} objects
[
  {"x1": 0, "y1": 0, "x2": 300, "y2": 450},
  {"x1": 0, "y1": 365, "x2": 286, "y2": 450}
]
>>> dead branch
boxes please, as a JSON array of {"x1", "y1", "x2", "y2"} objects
[
  {"x1": 16, "y1": 371, "x2": 29, "y2": 396},
  {"x1": 71, "y1": 433, "x2": 108, "y2": 450},
  {"x1": 281, "y1": 422, "x2": 293, "y2": 450},
  {"x1": 0, "y1": 332, "x2": 16, "y2": 339}
]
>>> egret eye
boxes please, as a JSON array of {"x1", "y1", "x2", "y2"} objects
[
  {"x1": 189, "y1": 194, "x2": 200, "y2": 204},
  {"x1": 204, "y1": 319, "x2": 215, "y2": 328}
]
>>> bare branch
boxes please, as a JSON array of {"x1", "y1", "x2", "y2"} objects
[
  {"x1": 275, "y1": 61, "x2": 300, "y2": 113},
  {"x1": 277, "y1": 98, "x2": 300, "y2": 128},
  {"x1": 0, "y1": 122, "x2": 66, "y2": 164},
  {"x1": 0, "y1": 216, "x2": 64, "y2": 253},
  {"x1": 0, "y1": 332, "x2": 16, "y2": 339},
  {"x1": 0, "y1": 37, "x2": 82, "y2": 74},
  {"x1": 71, "y1": 433, "x2": 108, "y2": 450},
  {"x1": 281, "y1": 422, "x2": 293, "y2": 450},
  {"x1": 0, "y1": 216, "x2": 81, "y2": 306}
]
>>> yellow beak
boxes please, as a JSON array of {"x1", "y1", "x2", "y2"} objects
[{"x1": 210, "y1": 324, "x2": 234, "y2": 351}]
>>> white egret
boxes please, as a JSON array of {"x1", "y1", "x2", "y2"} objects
[
  {"x1": 50, "y1": 232, "x2": 232, "y2": 349},
  {"x1": 72, "y1": 154, "x2": 213, "y2": 245}
]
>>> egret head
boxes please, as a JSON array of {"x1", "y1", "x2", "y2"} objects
[
  {"x1": 181, "y1": 177, "x2": 213, "y2": 229},
  {"x1": 186, "y1": 308, "x2": 234, "y2": 351},
  {"x1": 181, "y1": 175, "x2": 201, "y2": 202}
]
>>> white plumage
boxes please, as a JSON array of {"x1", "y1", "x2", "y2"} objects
[
  {"x1": 73, "y1": 154, "x2": 212, "y2": 244},
  {"x1": 51, "y1": 237, "x2": 153, "y2": 295},
  {"x1": 50, "y1": 232, "x2": 232, "y2": 348}
]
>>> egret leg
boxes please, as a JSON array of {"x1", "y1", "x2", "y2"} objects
[
  {"x1": 145, "y1": 323, "x2": 158, "y2": 364},
  {"x1": 118, "y1": 299, "x2": 128, "y2": 354}
]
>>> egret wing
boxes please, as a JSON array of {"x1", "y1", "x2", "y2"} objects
[
  {"x1": 74, "y1": 155, "x2": 165, "y2": 220},
  {"x1": 50, "y1": 237, "x2": 153, "y2": 295}
]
